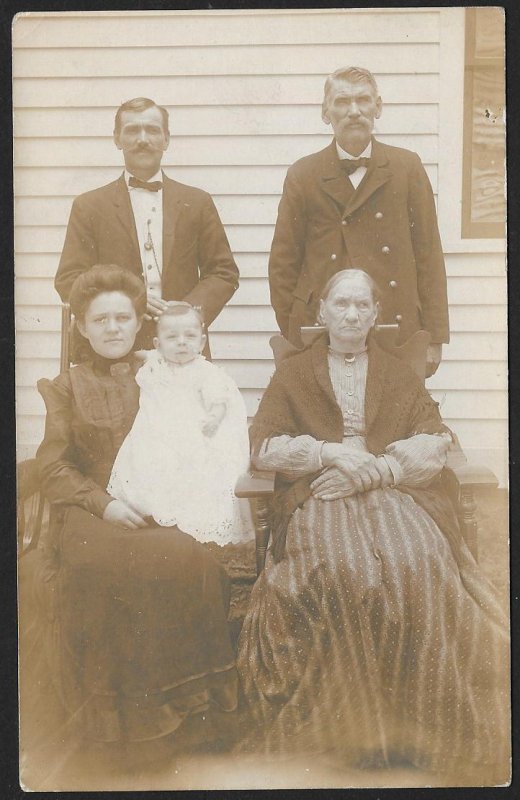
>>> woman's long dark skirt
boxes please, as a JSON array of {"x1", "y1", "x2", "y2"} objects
[{"x1": 41, "y1": 506, "x2": 238, "y2": 746}]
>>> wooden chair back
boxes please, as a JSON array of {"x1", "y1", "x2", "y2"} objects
[
  {"x1": 60, "y1": 303, "x2": 72, "y2": 372},
  {"x1": 18, "y1": 303, "x2": 72, "y2": 557},
  {"x1": 270, "y1": 325, "x2": 431, "y2": 381}
]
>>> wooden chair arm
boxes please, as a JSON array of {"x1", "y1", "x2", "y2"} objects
[
  {"x1": 17, "y1": 458, "x2": 47, "y2": 558},
  {"x1": 17, "y1": 458, "x2": 41, "y2": 501},
  {"x1": 445, "y1": 462, "x2": 499, "y2": 490},
  {"x1": 235, "y1": 470, "x2": 275, "y2": 575},
  {"x1": 443, "y1": 440, "x2": 498, "y2": 561},
  {"x1": 234, "y1": 470, "x2": 276, "y2": 498}
]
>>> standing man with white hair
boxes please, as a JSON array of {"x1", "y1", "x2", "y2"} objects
[{"x1": 268, "y1": 66, "x2": 448, "y2": 376}]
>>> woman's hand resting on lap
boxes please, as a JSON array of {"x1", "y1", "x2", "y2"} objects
[
  {"x1": 103, "y1": 499, "x2": 148, "y2": 529},
  {"x1": 311, "y1": 444, "x2": 393, "y2": 500}
]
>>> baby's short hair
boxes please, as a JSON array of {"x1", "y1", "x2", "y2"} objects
[{"x1": 157, "y1": 301, "x2": 205, "y2": 332}]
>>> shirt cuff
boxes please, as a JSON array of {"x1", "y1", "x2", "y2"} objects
[
  {"x1": 84, "y1": 488, "x2": 114, "y2": 519},
  {"x1": 317, "y1": 441, "x2": 327, "y2": 470},
  {"x1": 380, "y1": 454, "x2": 403, "y2": 486}
]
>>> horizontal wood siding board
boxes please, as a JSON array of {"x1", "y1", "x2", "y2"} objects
[
  {"x1": 17, "y1": 189, "x2": 443, "y2": 228},
  {"x1": 14, "y1": 164, "x2": 439, "y2": 197},
  {"x1": 29, "y1": 219, "x2": 510, "y2": 259},
  {"x1": 15, "y1": 170, "x2": 441, "y2": 225},
  {"x1": 14, "y1": 105, "x2": 438, "y2": 138},
  {"x1": 13, "y1": 11, "x2": 439, "y2": 49},
  {"x1": 15, "y1": 249, "x2": 506, "y2": 281},
  {"x1": 13, "y1": 43, "x2": 439, "y2": 79},
  {"x1": 15, "y1": 382, "x2": 508, "y2": 421},
  {"x1": 16, "y1": 357, "x2": 506, "y2": 392},
  {"x1": 14, "y1": 134, "x2": 439, "y2": 167},
  {"x1": 14, "y1": 275, "x2": 506, "y2": 308},
  {"x1": 14, "y1": 300, "x2": 507, "y2": 335},
  {"x1": 16, "y1": 330, "x2": 506, "y2": 363},
  {"x1": 13, "y1": 75, "x2": 439, "y2": 107}
]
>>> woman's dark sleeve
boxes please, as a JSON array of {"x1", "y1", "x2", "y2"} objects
[
  {"x1": 36, "y1": 373, "x2": 113, "y2": 518},
  {"x1": 249, "y1": 367, "x2": 301, "y2": 456},
  {"x1": 408, "y1": 378, "x2": 451, "y2": 438}
]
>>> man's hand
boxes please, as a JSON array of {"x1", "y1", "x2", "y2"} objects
[
  {"x1": 425, "y1": 343, "x2": 443, "y2": 378},
  {"x1": 145, "y1": 296, "x2": 169, "y2": 321},
  {"x1": 103, "y1": 499, "x2": 148, "y2": 529}
]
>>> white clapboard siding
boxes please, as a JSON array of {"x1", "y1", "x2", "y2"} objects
[
  {"x1": 12, "y1": 10, "x2": 440, "y2": 49},
  {"x1": 15, "y1": 105, "x2": 438, "y2": 138},
  {"x1": 13, "y1": 301, "x2": 509, "y2": 339},
  {"x1": 14, "y1": 249, "x2": 505, "y2": 281},
  {"x1": 14, "y1": 275, "x2": 507, "y2": 307},
  {"x1": 14, "y1": 134, "x2": 439, "y2": 168},
  {"x1": 14, "y1": 74, "x2": 440, "y2": 108},
  {"x1": 17, "y1": 102, "x2": 437, "y2": 138},
  {"x1": 13, "y1": 42, "x2": 440, "y2": 78},
  {"x1": 13, "y1": 9, "x2": 507, "y2": 486},
  {"x1": 15, "y1": 383, "x2": 508, "y2": 421}
]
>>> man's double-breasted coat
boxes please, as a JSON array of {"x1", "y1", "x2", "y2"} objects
[{"x1": 268, "y1": 139, "x2": 449, "y2": 347}]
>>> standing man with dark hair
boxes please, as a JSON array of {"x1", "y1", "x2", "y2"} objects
[
  {"x1": 268, "y1": 67, "x2": 448, "y2": 376},
  {"x1": 56, "y1": 97, "x2": 239, "y2": 346}
]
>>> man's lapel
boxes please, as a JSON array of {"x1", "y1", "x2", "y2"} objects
[
  {"x1": 111, "y1": 174, "x2": 140, "y2": 255},
  {"x1": 344, "y1": 138, "x2": 393, "y2": 217},
  {"x1": 319, "y1": 142, "x2": 356, "y2": 212},
  {"x1": 162, "y1": 175, "x2": 186, "y2": 270}
]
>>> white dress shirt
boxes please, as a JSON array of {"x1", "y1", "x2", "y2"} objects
[
  {"x1": 125, "y1": 169, "x2": 164, "y2": 300},
  {"x1": 336, "y1": 141, "x2": 372, "y2": 190}
]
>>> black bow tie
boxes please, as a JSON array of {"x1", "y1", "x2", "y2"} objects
[
  {"x1": 128, "y1": 176, "x2": 163, "y2": 192},
  {"x1": 339, "y1": 158, "x2": 371, "y2": 176}
]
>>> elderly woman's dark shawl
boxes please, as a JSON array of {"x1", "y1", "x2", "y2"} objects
[{"x1": 250, "y1": 334, "x2": 460, "y2": 565}]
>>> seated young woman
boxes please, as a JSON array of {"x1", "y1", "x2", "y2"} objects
[
  {"x1": 35, "y1": 264, "x2": 247, "y2": 767},
  {"x1": 236, "y1": 269, "x2": 510, "y2": 786}
]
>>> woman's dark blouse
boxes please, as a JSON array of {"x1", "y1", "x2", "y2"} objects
[{"x1": 36, "y1": 355, "x2": 140, "y2": 518}]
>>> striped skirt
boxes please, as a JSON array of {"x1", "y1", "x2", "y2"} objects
[{"x1": 237, "y1": 487, "x2": 510, "y2": 783}]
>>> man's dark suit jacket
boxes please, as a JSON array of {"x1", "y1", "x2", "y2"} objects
[
  {"x1": 55, "y1": 173, "x2": 239, "y2": 329},
  {"x1": 268, "y1": 139, "x2": 449, "y2": 347}
]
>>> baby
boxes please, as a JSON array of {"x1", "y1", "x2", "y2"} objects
[{"x1": 107, "y1": 303, "x2": 254, "y2": 545}]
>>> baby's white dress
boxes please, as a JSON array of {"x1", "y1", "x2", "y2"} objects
[{"x1": 107, "y1": 352, "x2": 254, "y2": 545}]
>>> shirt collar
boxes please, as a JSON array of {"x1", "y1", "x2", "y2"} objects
[
  {"x1": 336, "y1": 140, "x2": 372, "y2": 161},
  {"x1": 125, "y1": 169, "x2": 163, "y2": 189}
]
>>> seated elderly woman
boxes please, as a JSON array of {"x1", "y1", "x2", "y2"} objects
[
  {"x1": 35, "y1": 265, "x2": 240, "y2": 767},
  {"x1": 237, "y1": 269, "x2": 509, "y2": 784}
]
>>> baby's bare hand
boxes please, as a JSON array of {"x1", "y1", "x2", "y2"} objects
[{"x1": 202, "y1": 418, "x2": 220, "y2": 437}]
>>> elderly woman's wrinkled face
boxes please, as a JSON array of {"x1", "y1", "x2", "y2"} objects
[
  {"x1": 320, "y1": 275, "x2": 378, "y2": 351},
  {"x1": 77, "y1": 291, "x2": 142, "y2": 359}
]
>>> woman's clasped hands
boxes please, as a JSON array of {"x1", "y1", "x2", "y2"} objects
[{"x1": 311, "y1": 442, "x2": 394, "y2": 501}]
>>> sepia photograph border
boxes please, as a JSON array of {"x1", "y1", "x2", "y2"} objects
[{"x1": 6, "y1": 1, "x2": 519, "y2": 797}]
